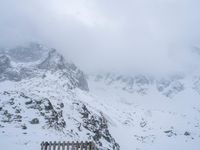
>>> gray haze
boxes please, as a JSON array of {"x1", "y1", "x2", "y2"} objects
[{"x1": 1, "y1": 0, "x2": 200, "y2": 75}]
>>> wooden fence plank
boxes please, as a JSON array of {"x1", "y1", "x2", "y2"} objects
[
  {"x1": 85, "y1": 141, "x2": 88, "y2": 150},
  {"x1": 58, "y1": 141, "x2": 61, "y2": 150},
  {"x1": 72, "y1": 141, "x2": 75, "y2": 150},
  {"x1": 91, "y1": 142, "x2": 96, "y2": 150},
  {"x1": 80, "y1": 141, "x2": 83, "y2": 150},
  {"x1": 75, "y1": 141, "x2": 79, "y2": 150},
  {"x1": 53, "y1": 141, "x2": 56, "y2": 150},
  {"x1": 44, "y1": 142, "x2": 49, "y2": 150},
  {"x1": 62, "y1": 141, "x2": 65, "y2": 150},
  {"x1": 41, "y1": 142, "x2": 44, "y2": 150},
  {"x1": 49, "y1": 142, "x2": 52, "y2": 150},
  {"x1": 89, "y1": 142, "x2": 92, "y2": 150},
  {"x1": 66, "y1": 141, "x2": 70, "y2": 150}
]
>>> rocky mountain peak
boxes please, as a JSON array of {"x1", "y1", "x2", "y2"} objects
[
  {"x1": 38, "y1": 48, "x2": 67, "y2": 71},
  {"x1": 0, "y1": 43, "x2": 89, "y2": 91}
]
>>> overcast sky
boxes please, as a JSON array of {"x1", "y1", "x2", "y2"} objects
[{"x1": 0, "y1": 0, "x2": 200, "y2": 75}]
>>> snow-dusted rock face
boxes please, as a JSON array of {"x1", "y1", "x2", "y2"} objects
[
  {"x1": 94, "y1": 73, "x2": 153, "y2": 95},
  {"x1": 0, "y1": 43, "x2": 119, "y2": 150}
]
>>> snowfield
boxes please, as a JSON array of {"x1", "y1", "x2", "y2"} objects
[{"x1": 88, "y1": 75, "x2": 200, "y2": 150}]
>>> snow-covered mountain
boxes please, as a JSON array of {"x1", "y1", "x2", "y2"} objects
[
  {"x1": 0, "y1": 43, "x2": 119, "y2": 150},
  {"x1": 0, "y1": 43, "x2": 200, "y2": 150}
]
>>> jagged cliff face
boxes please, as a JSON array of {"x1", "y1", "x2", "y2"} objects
[{"x1": 0, "y1": 43, "x2": 119, "y2": 150}]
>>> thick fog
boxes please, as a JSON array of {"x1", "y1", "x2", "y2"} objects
[{"x1": 0, "y1": 0, "x2": 200, "y2": 75}]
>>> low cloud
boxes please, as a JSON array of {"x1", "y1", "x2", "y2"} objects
[{"x1": 0, "y1": 0, "x2": 200, "y2": 75}]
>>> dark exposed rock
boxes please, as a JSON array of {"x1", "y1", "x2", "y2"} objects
[
  {"x1": 15, "y1": 109, "x2": 21, "y2": 114},
  {"x1": 9, "y1": 98, "x2": 15, "y2": 105},
  {"x1": 44, "y1": 99, "x2": 54, "y2": 111},
  {"x1": 3, "y1": 91, "x2": 10, "y2": 95},
  {"x1": 25, "y1": 100, "x2": 33, "y2": 105},
  {"x1": 46, "y1": 110, "x2": 66, "y2": 131},
  {"x1": 140, "y1": 120, "x2": 147, "y2": 128},
  {"x1": 184, "y1": 131, "x2": 191, "y2": 136},
  {"x1": 60, "y1": 103, "x2": 64, "y2": 108},
  {"x1": 14, "y1": 115, "x2": 22, "y2": 122},
  {"x1": 36, "y1": 100, "x2": 42, "y2": 105},
  {"x1": 0, "y1": 124, "x2": 4, "y2": 128},
  {"x1": 20, "y1": 93, "x2": 29, "y2": 99},
  {"x1": 164, "y1": 130, "x2": 177, "y2": 137},
  {"x1": 2, "y1": 110, "x2": 13, "y2": 123},
  {"x1": 164, "y1": 130, "x2": 172, "y2": 133},
  {"x1": 30, "y1": 118, "x2": 39, "y2": 124},
  {"x1": 21, "y1": 124, "x2": 27, "y2": 130},
  {"x1": 80, "y1": 104, "x2": 91, "y2": 118}
]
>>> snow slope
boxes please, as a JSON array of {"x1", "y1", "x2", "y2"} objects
[{"x1": 87, "y1": 73, "x2": 200, "y2": 150}]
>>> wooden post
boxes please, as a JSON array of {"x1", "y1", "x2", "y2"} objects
[
  {"x1": 53, "y1": 141, "x2": 56, "y2": 150},
  {"x1": 88, "y1": 142, "x2": 90, "y2": 150},
  {"x1": 71, "y1": 141, "x2": 75, "y2": 150},
  {"x1": 66, "y1": 141, "x2": 70, "y2": 150},
  {"x1": 58, "y1": 141, "x2": 61, "y2": 150},
  {"x1": 41, "y1": 142, "x2": 44, "y2": 150},
  {"x1": 49, "y1": 142, "x2": 52, "y2": 150},
  {"x1": 85, "y1": 141, "x2": 88, "y2": 150},
  {"x1": 91, "y1": 142, "x2": 96, "y2": 150},
  {"x1": 44, "y1": 142, "x2": 49, "y2": 150},
  {"x1": 80, "y1": 141, "x2": 84, "y2": 150},
  {"x1": 62, "y1": 141, "x2": 65, "y2": 150},
  {"x1": 75, "y1": 141, "x2": 79, "y2": 150}
]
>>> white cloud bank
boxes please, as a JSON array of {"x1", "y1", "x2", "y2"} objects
[{"x1": 0, "y1": 0, "x2": 200, "y2": 75}]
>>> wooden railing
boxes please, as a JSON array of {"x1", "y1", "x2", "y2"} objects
[{"x1": 41, "y1": 141, "x2": 97, "y2": 150}]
